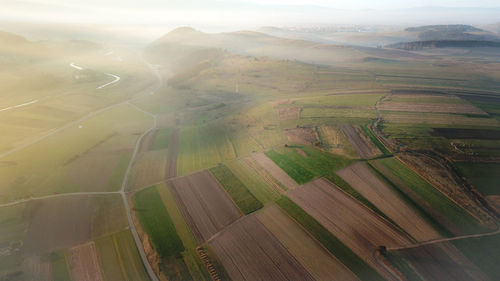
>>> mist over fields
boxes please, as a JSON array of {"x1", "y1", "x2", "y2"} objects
[{"x1": 1, "y1": 1, "x2": 500, "y2": 281}]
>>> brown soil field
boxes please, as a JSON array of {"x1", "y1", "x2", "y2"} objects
[
  {"x1": 256, "y1": 204, "x2": 360, "y2": 281},
  {"x1": 396, "y1": 242, "x2": 490, "y2": 281},
  {"x1": 69, "y1": 242, "x2": 104, "y2": 281},
  {"x1": 208, "y1": 214, "x2": 315, "y2": 281},
  {"x1": 243, "y1": 157, "x2": 286, "y2": 194},
  {"x1": 90, "y1": 195, "x2": 128, "y2": 239},
  {"x1": 337, "y1": 162, "x2": 441, "y2": 241},
  {"x1": 168, "y1": 170, "x2": 242, "y2": 243},
  {"x1": 138, "y1": 129, "x2": 158, "y2": 153},
  {"x1": 285, "y1": 127, "x2": 319, "y2": 146},
  {"x1": 288, "y1": 178, "x2": 412, "y2": 280},
  {"x1": 23, "y1": 255, "x2": 51, "y2": 281},
  {"x1": 128, "y1": 151, "x2": 166, "y2": 190},
  {"x1": 278, "y1": 107, "x2": 301, "y2": 120},
  {"x1": 23, "y1": 196, "x2": 92, "y2": 254},
  {"x1": 165, "y1": 128, "x2": 179, "y2": 179},
  {"x1": 397, "y1": 154, "x2": 495, "y2": 227},
  {"x1": 379, "y1": 102, "x2": 487, "y2": 115},
  {"x1": 487, "y1": 195, "x2": 500, "y2": 213},
  {"x1": 252, "y1": 152, "x2": 299, "y2": 190},
  {"x1": 341, "y1": 125, "x2": 380, "y2": 159}
]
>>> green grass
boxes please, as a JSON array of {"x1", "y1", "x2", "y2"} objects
[
  {"x1": 226, "y1": 160, "x2": 280, "y2": 204},
  {"x1": 456, "y1": 162, "x2": 500, "y2": 196},
  {"x1": 374, "y1": 157, "x2": 485, "y2": 235},
  {"x1": 157, "y1": 183, "x2": 211, "y2": 281},
  {"x1": 452, "y1": 234, "x2": 500, "y2": 280},
  {"x1": 95, "y1": 235, "x2": 126, "y2": 281},
  {"x1": 276, "y1": 196, "x2": 385, "y2": 281},
  {"x1": 50, "y1": 251, "x2": 72, "y2": 281},
  {"x1": 152, "y1": 128, "x2": 172, "y2": 150},
  {"x1": 114, "y1": 231, "x2": 150, "y2": 281},
  {"x1": 210, "y1": 164, "x2": 263, "y2": 214},
  {"x1": 265, "y1": 145, "x2": 353, "y2": 184},
  {"x1": 360, "y1": 125, "x2": 391, "y2": 155},
  {"x1": 133, "y1": 186, "x2": 184, "y2": 257}
]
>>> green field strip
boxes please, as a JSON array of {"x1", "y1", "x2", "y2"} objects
[
  {"x1": 95, "y1": 235, "x2": 127, "y2": 281},
  {"x1": 114, "y1": 231, "x2": 150, "y2": 281},
  {"x1": 158, "y1": 183, "x2": 211, "y2": 281},
  {"x1": 265, "y1": 145, "x2": 353, "y2": 185},
  {"x1": 373, "y1": 157, "x2": 487, "y2": 235},
  {"x1": 367, "y1": 162, "x2": 454, "y2": 238},
  {"x1": 385, "y1": 252, "x2": 424, "y2": 281},
  {"x1": 276, "y1": 196, "x2": 385, "y2": 281},
  {"x1": 133, "y1": 186, "x2": 184, "y2": 257},
  {"x1": 210, "y1": 164, "x2": 263, "y2": 214},
  {"x1": 452, "y1": 234, "x2": 500, "y2": 280},
  {"x1": 50, "y1": 250, "x2": 73, "y2": 281},
  {"x1": 360, "y1": 124, "x2": 392, "y2": 155},
  {"x1": 226, "y1": 160, "x2": 280, "y2": 204}
]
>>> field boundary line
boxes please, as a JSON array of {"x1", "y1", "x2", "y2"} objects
[{"x1": 0, "y1": 191, "x2": 120, "y2": 208}]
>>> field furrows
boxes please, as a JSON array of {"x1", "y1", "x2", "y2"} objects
[
  {"x1": 208, "y1": 214, "x2": 315, "y2": 281},
  {"x1": 379, "y1": 101, "x2": 487, "y2": 115},
  {"x1": 252, "y1": 152, "x2": 298, "y2": 190},
  {"x1": 167, "y1": 170, "x2": 242, "y2": 243},
  {"x1": 338, "y1": 162, "x2": 441, "y2": 241},
  {"x1": 341, "y1": 125, "x2": 380, "y2": 159},
  {"x1": 69, "y1": 241, "x2": 104, "y2": 281},
  {"x1": 288, "y1": 178, "x2": 412, "y2": 280},
  {"x1": 256, "y1": 204, "x2": 360, "y2": 281}
]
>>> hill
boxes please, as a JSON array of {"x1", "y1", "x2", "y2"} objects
[{"x1": 405, "y1": 24, "x2": 500, "y2": 41}]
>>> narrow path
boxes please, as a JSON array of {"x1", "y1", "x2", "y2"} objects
[
  {"x1": 0, "y1": 191, "x2": 120, "y2": 208},
  {"x1": 97, "y1": 73, "x2": 121, "y2": 89},
  {"x1": 70, "y1": 63, "x2": 84, "y2": 70},
  {"x1": 0, "y1": 99, "x2": 38, "y2": 113},
  {"x1": 118, "y1": 62, "x2": 162, "y2": 281}
]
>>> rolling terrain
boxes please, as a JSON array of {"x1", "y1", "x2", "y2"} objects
[{"x1": 1, "y1": 23, "x2": 500, "y2": 281}]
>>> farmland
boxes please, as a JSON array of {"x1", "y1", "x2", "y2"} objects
[
  {"x1": 264, "y1": 145, "x2": 353, "y2": 184},
  {"x1": 370, "y1": 157, "x2": 489, "y2": 235},
  {"x1": 287, "y1": 178, "x2": 411, "y2": 280},
  {"x1": 208, "y1": 214, "x2": 315, "y2": 281},
  {"x1": 256, "y1": 204, "x2": 360, "y2": 281},
  {"x1": 338, "y1": 162, "x2": 442, "y2": 241},
  {"x1": 209, "y1": 164, "x2": 263, "y2": 214},
  {"x1": 167, "y1": 170, "x2": 242, "y2": 242},
  {"x1": 340, "y1": 125, "x2": 381, "y2": 158}
]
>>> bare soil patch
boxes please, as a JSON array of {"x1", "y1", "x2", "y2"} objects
[
  {"x1": 341, "y1": 125, "x2": 380, "y2": 159},
  {"x1": 167, "y1": 170, "x2": 242, "y2": 243},
  {"x1": 252, "y1": 152, "x2": 298, "y2": 190},
  {"x1": 278, "y1": 107, "x2": 301, "y2": 120},
  {"x1": 23, "y1": 196, "x2": 92, "y2": 254},
  {"x1": 256, "y1": 204, "x2": 360, "y2": 281},
  {"x1": 285, "y1": 127, "x2": 319, "y2": 146},
  {"x1": 208, "y1": 214, "x2": 314, "y2": 281},
  {"x1": 165, "y1": 128, "x2": 179, "y2": 179},
  {"x1": 338, "y1": 162, "x2": 441, "y2": 241},
  {"x1": 379, "y1": 101, "x2": 487, "y2": 115},
  {"x1": 396, "y1": 242, "x2": 490, "y2": 281},
  {"x1": 243, "y1": 157, "x2": 286, "y2": 194},
  {"x1": 288, "y1": 178, "x2": 412, "y2": 280},
  {"x1": 68, "y1": 241, "x2": 104, "y2": 281},
  {"x1": 487, "y1": 195, "x2": 500, "y2": 213}
]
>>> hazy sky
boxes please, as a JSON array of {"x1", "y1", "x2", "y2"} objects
[{"x1": 2, "y1": 0, "x2": 500, "y2": 29}]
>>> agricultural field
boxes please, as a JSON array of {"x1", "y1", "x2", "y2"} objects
[
  {"x1": 340, "y1": 125, "x2": 382, "y2": 158},
  {"x1": 288, "y1": 178, "x2": 412, "y2": 280},
  {"x1": 209, "y1": 164, "x2": 263, "y2": 214},
  {"x1": 264, "y1": 145, "x2": 353, "y2": 184},
  {"x1": 68, "y1": 242, "x2": 104, "y2": 281},
  {"x1": 387, "y1": 242, "x2": 489, "y2": 281},
  {"x1": 256, "y1": 204, "x2": 360, "y2": 281},
  {"x1": 225, "y1": 159, "x2": 281, "y2": 204},
  {"x1": 338, "y1": 162, "x2": 442, "y2": 241},
  {"x1": 208, "y1": 214, "x2": 315, "y2": 281},
  {"x1": 251, "y1": 152, "x2": 299, "y2": 190},
  {"x1": 167, "y1": 170, "x2": 242, "y2": 242},
  {"x1": 0, "y1": 104, "x2": 152, "y2": 203},
  {"x1": 452, "y1": 234, "x2": 500, "y2": 280},
  {"x1": 370, "y1": 157, "x2": 490, "y2": 235}
]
